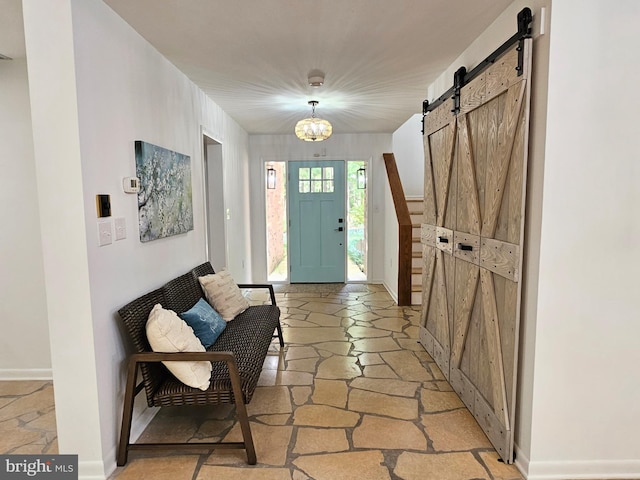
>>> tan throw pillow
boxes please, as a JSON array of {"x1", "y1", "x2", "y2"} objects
[
  {"x1": 198, "y1": 269, "x2": 250, "y2": 322},
  {"x1": 145, "y1": 304, "x2": 211, "y2": 390}
]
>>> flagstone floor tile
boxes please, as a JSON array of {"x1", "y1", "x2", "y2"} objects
[
  {"x1": 381, "y1": 351, "x2": 433, "y2": 381},
  {"x1": 222, "y1": 423, "x2": 292, "y2": 466},
  {"x1": 284, "y1": 346, "x2": 318, "y2": 361},
  {"x1": 115, "y1": 455, "x2": 200, "y2": 480},
  {"x1": 419, "y1": 389, "x2": 464, "y2": 413},
  {"x1": 298, "y1": 302, "x2": 345, "y2": 315},
  {"x1": 197, "y1": 465, "x2": 292, "y2": 480},
  {"x1": 256, "y1": 414, "x2": 290, "y2": 426},
  {"x1": 1, "y1": 285, "x2": 523, "y2": 480},
  {"x1": 315, "y1": 355, "x2": 361, "y2": 380},
  {"x1": 421, "y1": 409, "x2": 493, "y2": 451},
  {"x1": 293, "y1": 450, "x2": 391, "y2": 480},
  {"x1": 350, "y1": 378, "x2": 420, "y2": 397},
  {"x1": 394, "y1": 452, "x2": 490, "y2": 480},
  {"x1": 352, "y1": 415, "x2": 427, "y2": 450},
  {"x1": 284, "y1": 327, "x2": 346, "y2": 344},
  {"x1": 348, "y1": 389, "x2": 418, "y2": 420},
  {"x1": 293, "y1": 427, "x2": 349, "y2": 454},
  {"x1": 372, "y1": 317, "x2": 409, "y2": 332},
  {"x1": 291, "y1": 386, "x2": 311, "y2": 406},
  {"x1": 358, "y1": 352, "x2": 384, "y2": 365},
  {"x1": 347, "y1": 326, "x2": 391, "y2": 338},
  {"x1": 247, "y1": 386, "x2": 292, "y2": 416},
  {"x1": 313, "y1": 341, "x2": 352, "y2": 355},
  {"x1": 351, "y1": 337, "x2": 401, "y2": 353},
  {"x1": 311, "y1": 379, "x2": 348, "y2": 408},
  {"x1": 306, "y1": 312, "x2": 344, "y2": 327},
  {"x1": 286, "y1": 358, "x2": 319, "y2": 373},
  {"x1": 363, "y1": 364, "x2": 399, "y2": 378},
  {"x1": 258, "y1": 370, "x2": 314, "y2": 387},
  {"x1": 293, "y1": 405, "x2": 360, "y2": 427}
]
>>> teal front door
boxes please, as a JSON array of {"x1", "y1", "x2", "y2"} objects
[{"x1": 289, "y1": 161, "x2": 346, "y2": 283}]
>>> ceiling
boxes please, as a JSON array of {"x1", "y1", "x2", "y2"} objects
[{"x1": 3, "y1": 0, "x2": 516, "y2": 135}]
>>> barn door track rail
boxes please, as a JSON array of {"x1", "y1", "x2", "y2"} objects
[{"x1": 422, "y1": 7, "x2": 532, "y2": 133}]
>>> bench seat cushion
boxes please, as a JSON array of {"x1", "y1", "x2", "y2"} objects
[{"x1": 150, "y1": 304, "x2": 280, "y2": 407}]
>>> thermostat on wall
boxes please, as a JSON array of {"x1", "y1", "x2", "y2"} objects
[{"x1": 123, "y1": 177, "x2": 140, "y2": 194}]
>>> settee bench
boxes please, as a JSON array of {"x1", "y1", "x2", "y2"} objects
[{"x1": 116, "y1": 262, "x2": 283, "y2": 466}]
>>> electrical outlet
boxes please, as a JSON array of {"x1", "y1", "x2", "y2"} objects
[
  {"x1": 114, "y1": 217, "x2": 126, "y2": 240},
  {"x1": 98, "y1": 221, "x2": 112, "y2": 246}
]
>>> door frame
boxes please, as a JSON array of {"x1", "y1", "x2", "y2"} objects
[
  {"x1": 201, "y1": 129, "x2": 228, "y2": 271},
  {"x1": 263, "y1": 157, "x2": 370, "y2": 284}
]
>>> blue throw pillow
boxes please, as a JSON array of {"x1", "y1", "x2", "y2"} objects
[{"x1": 179, "y1": 298, "x2": 226, "y2": 348}]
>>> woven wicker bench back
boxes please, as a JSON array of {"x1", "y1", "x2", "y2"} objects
[{"x1": 117, "y1": 262, "x2": 216, "y2": 406}]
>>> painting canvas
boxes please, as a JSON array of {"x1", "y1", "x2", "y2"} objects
[{"x1": 135, "y1": 141, "x2": 193, "y2": 242}]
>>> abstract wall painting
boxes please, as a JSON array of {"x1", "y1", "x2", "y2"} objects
[{"x1": 135, "y1": 141, "x2": 193, "y2": 242}]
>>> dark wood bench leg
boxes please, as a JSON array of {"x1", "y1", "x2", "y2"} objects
[
  {"x1": 227, "y1": 359, "x2": 257, "y2": 464},
  {"x1": 117, "y1": 358, "x2": 139, "y2": 466}
]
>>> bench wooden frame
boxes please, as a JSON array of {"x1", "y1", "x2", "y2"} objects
[{"x1": 116, "y1": 262, "x2": 284, "y2": 466}]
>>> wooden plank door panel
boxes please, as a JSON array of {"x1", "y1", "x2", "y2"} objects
[
  {"x1": 422, "y1": 40, "x2": 532, "y2": 463},
  {"x1": 420, "y1": 103, "x2": 457, "y2": 380}
]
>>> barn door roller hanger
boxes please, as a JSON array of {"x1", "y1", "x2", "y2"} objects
[{"x1": 421, "y1": 7, "x2": 532, "y2": 133}]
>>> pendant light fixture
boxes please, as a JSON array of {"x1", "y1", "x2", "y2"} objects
[{"x1": 295, "y1": 100, "x2": 332, "y2": 142}]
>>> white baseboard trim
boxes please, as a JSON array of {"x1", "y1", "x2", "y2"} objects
[
  {"x1": 0, "y1": 368, "x2": 53, "y2": 380},
  {"x1": 130, "y1": 406, "x2": 159, "y2": 444},
  {"x1": 382, "y1": 281, "x2": 399, "y2": 304},
  {"x1": 78, "y1": 460, "x2": 106, "y2": 480},
  {"x1": 103, "y1": 406, "x2": 159, "y2": 478},
  {"x1": 526, "y1": 459, "x2": 640, "y2": 479},
  {"x1": 514, "y1": 443, "x2": 530, "y2": 478}
]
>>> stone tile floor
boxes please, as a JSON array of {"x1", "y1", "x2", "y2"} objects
[
  {"x1": 0, "y1": 284, "x2": 524, "y2": 480},
  {"x1": 0, "y1": 380, "x2": 58, "y2": 455}
]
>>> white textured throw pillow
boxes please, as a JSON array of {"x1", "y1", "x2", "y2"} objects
[
  {"x1": 145, "y1": 304, "x2": 212, "y2": 391},
  {"x1": 198, "y1": 269, "x2": 250, "y2": 322}
]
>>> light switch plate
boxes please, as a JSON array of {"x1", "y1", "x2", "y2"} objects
[
  {"x1": 98, "y1": 221, "x2": 112, "y2": 246},
  {"x1": 114, "y1": 217, "x2": 126, "y2": 241}
]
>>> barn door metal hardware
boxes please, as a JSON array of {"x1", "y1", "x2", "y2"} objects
[
  {"x1": 515, "y1": 7, "x2": 533, "y2": 75},
  {"x1": 421, "y1": 100, "x2": 429, "y2": 135},
  {"x1": 422, "y1": 6, "x2": 533, "y2": 134},
  {"x1": 451, "y1": 67, "x2": 467, "y2": 115}
]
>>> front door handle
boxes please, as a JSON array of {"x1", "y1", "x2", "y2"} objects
[{"x1": 335, "y1": 227, "x2": 344, "y2": 232}]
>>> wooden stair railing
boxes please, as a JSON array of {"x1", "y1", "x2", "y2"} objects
[{"x1": 383, "y1": 153, "x2": 412, "y2": 306}]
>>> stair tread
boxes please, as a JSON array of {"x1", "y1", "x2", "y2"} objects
[
  {"x1": 412, "y1": 268, "x2": 422, "y2": 274},
  {"x1": 411, "y1": 285, "x2": 422, "y2": 292},
  {"x1": 412, "y1": 252, "x2": 421, "y2": 258}
]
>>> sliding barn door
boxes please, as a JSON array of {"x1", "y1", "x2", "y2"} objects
[{"x1": 420, "y1": 40, "x2": 532, "y2": 462}]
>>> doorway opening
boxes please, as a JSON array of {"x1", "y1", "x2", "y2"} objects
[
  {"x1": 265, "y1": 159, "x2": 368, "y2": 283},
  {"x1": 265, "y1": 161, "x2": 288, "y2": 281},
  {"x1": 203, "y1": 135, "x2": 227, "y2": 271}
]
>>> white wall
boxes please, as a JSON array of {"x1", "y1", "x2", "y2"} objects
[
  {"x1": 392, "y1": 113, "x2": 425, "y2": 198},
  {"x1": 23, "y1": 0, "x2": 252, "y2": 477},
  {"x1": 248, "y1": 133, "x2": 392, "y2": 284},
  {"x1": 528, "y1": 1, "x2": 640, "y2": 478},
  {"x1": 23, "y1": 1, "x2": 104, "y2": 477},
  {"x1": 0, "y1": 57, "x2": 51, "y2": 379}
]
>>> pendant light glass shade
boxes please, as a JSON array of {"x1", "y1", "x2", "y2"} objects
[{"x1": 295, "y1": 101, "x2": 332, "y2": 142}]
